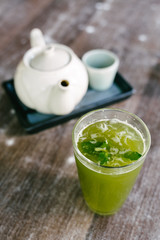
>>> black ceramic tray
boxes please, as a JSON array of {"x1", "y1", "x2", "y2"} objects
[{"x1": 2, "y1": 73, "x2": 135, "y2": 133}]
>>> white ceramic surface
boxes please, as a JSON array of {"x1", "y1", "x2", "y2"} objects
[{"x1": 82, "y1": 49, "x2": 119, "y2": 91}]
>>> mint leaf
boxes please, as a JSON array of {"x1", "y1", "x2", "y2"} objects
[
  {"x1": 80, "y1": 141, "x2": 111, "y2": 165},
  {"x1": 100, "y1": 142, "x2": 110, "y2": 150},
  {"x1": 98, "y1": 152, "x2": 111, "y2": 165},
  {"x1": 81, "y1": 141, "x2": 104, "y2": 155},
  {"x1": 81, "y1": 142, "x2": 94, "y2": 155},
  {"x1": 123, "y1": 151, "x2": 142, "y2": 160},
  {"x1": 81, "y1": 141, "x2": 109, "y2": 153}
]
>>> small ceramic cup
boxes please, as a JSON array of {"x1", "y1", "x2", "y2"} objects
[{"x1": 82, "y1": 49, "x2": 119, "y2": 91}]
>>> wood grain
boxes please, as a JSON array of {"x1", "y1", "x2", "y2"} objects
[{"x1": 0, "y1": 0, "x2": 160, "y2": 239}]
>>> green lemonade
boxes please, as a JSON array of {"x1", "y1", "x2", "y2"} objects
[{"x1": 76, "y1": 119, "x2": 145, "y2": 215}]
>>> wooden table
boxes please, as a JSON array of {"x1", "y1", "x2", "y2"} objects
[{"x1": 0, "y1": 0, "x2": 160, "y2": 239}]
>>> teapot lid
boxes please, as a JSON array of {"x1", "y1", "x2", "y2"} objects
[{"x1": 30, "y1": 46, "x2": 71, "y2": 71}]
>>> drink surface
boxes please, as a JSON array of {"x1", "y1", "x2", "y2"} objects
[{"x1": 77, "y1": 119, "x2": 144, "y2": 167}]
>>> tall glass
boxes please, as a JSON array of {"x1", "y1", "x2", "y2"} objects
[{"x1": 72, "y1": 109, "x2": 151, "y2": 215}]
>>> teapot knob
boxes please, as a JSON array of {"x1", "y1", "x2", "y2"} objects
[{"x1": 30, "y1": 28, "x2": 46, "y2": 48}]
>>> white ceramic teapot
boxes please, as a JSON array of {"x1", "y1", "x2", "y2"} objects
[{"x1": 14, "y1": 28, "x2": 88, "y2": 115}]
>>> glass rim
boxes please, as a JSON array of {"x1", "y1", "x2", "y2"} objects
[{"x1": 72, "y1": 108, "x2": 151, "y2": 170}]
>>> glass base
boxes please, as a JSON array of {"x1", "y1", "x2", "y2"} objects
[{"x1": 86, "y1": 203, "x2": 119, "y2": 216}]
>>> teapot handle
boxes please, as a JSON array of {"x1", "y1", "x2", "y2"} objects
[{"x1": 30, "y1": 28, "x2": 46, "y2": 48}]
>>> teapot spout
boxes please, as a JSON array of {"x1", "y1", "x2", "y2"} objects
[
  {"x1": 30, "y1": 28, "x2": 46, "y2": 48},
  {"x1": 49, "y1": 80, "x2": 76, "y2": 115}
]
